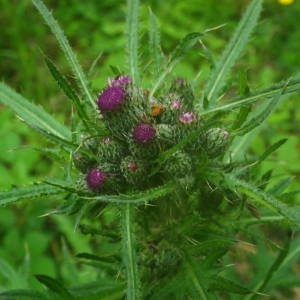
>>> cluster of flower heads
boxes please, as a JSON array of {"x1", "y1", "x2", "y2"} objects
[{"x1": 73, "y1": 75, "x2": 230, "y2": 193}]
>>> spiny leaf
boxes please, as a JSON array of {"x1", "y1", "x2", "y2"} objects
[
  {"x1": 0, "y1": 184, "x2": 65, "y2": 206},
  {"x1": 44, "y1": 56, "x2": 91, "y2": 130},
  {"x1": 204, "y1": 0, "x2": 263, "y2": 106},
  {"x1": 83, "y1": 183, "x2": 174, "y2": 204},
  {"x1": 227, "y1": 175, "x2": 300, "y2": 230},
  {"x1": 0, "y1": 82, "x2": 71, "y2": 141},
  {"x1": 200, "y1": 77, "x2": 300, "y2": 116},
  {"x1": 35, "y1": 275, "x2": 73, "y2": 299},
  {"x1": 127, "y1": 0, "x2": 140, "y2": 84},
  {"x1": 148, "y1": 8, "x2": 164, "y2": 78},
  {"x1": 28, "y1": 124, "x2": 77, "y2": 151},
  {"x1": 149, "y1": 32, "x2": 203, "y2": 98},
  {"x1": 236, "y1": 86, "x2": 283, "y2": 136},
  {"x1": 31, "y1": 0, "x2": 95, "y2": 108}
]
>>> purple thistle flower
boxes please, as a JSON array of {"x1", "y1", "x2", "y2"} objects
[
  {"x1": 97, "y1": 86, "x2": 126, "y2": 111},
  {"x1": 86, "y1": 168, "x2": 107, "y2": 191},
  {"x1": 108, "y1": 75, "x2": 132, "y2": 87},
  {"x1": 179, "y1": 112, "x2": 197, "y2": 124},
  {"x1": 170, "y1": 100, "x2": 182, "y2": 109},
  {"x1": 133, "y1": 123, "x2": 156, "y2": 144}
]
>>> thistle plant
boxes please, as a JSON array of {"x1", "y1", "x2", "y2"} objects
[{"x1": 1, "y1": 0, "x2": 300, "y2": 299}]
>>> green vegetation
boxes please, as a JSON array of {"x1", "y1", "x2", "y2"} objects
[{"x1": 0, "y1": 0, "x2": 300, "y2": 299}]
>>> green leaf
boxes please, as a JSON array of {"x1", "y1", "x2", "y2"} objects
[
  {"x1": 258, "y1": 138, "x2": 287, "y2": 163},
  {"x1": 227, "y1": 175, "x2": 300, "y2": 230},
  {"x1": 148, "y1": 8, "x2": 164, "y2": 78},
  {"x1": 68, "y1": 280, "x2": 125, "y2": 300},
  {"x1": 0, "y1": 289, "x2": 51, "y2": 299},
  {"x1": 28, "y1": 124, "x2": 77, "y2": 151},
  {"x1": 44, "y1": 56, "x2": 91, "y2": 130},
  {"x1": 149, "y1": 32, "x2": 203, "y2": 98},
  {"x1": 83, "y1": 183, "x2": 174, "y2": 204},
  {"x1": 231, "y1": 105, "x2": 252, "y2": 130},
  {"x1": 236, "y1": 88, "x2": 283, "y2": 136},
  {"x1": 35, "y1": 274, "x2": 73, "y2": 299},
  {"x1": 243, "y1": 236, "x2": 291, "y2": 300},
  {"x1": 0, "y1": 82, "x2": 71, "y2": 141},
  {"x1": 201, "y1": 77, "x2": 300, "y2": 116},
  {"x1": 267, "y1": 177, "x2": 294, "y2": 196},
  {"x1": 204, "y1": 0, "x2": 263, "y2": 105},
  {"x1": 185, "y1": 255, "x2": 209, "y2": 300},
  {"x1": 0, "y1": 184, "x2": 65, "y2": 206},
  {"x1": 31, "y1": 0, "x2": 95, "y2": 108},
  {"x1": 209, "y1": 276, "x2": 252, "y2": 295},
  {"x1": 127, "y1": 0, "x2": 140, "y2": 84}
]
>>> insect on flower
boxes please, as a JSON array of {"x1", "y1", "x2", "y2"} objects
[{"x1": 151, "y1": 104, "x2": 164, "y2": 117}]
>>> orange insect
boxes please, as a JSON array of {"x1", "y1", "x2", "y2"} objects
[{"x1": 151, "y1": 104, "x2": 164, "y2": 117}]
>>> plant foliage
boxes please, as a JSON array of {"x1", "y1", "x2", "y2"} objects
[{"x1": 0, "y1": 0, "x2": 300, "y2": 299}]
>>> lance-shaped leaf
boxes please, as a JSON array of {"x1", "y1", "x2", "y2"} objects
[
  {"x1": 0, "y1": 184, "x2": 65, "y2": 206},
  {"x1": 148, "y1": 8, "x2": 165, "y2": 78},
  {"x1": 0, "y1": 82, "x2": 71, "y2": 140},
  {"x1": 35, "y1": 274, "x2": 74, "y2": 299},
  {"x1": 127, "y1": 0, "x2": 140, "y2": 84},
  {"x1": 44, "y1": 56, "x2": 91, "y2": 130},
  {"x1": 227, "y1": 175, "x2": 300, "y2": 230},
  {"x1": 204, "y1": 0, "x2": 263, "y2": 106},
  {"x1": 31, "y1": 0, "x2": 95, "y2": 109},
  {"x1": 200, "y1": 77, "x2": 300, "y2": 116}
]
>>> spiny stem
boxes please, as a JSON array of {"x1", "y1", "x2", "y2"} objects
[{"x1": 121, "y1": 204, "x2": 141, "y2": 300}]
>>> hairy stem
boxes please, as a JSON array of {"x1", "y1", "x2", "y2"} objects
[{"x1": 121, "y1": 204, "x2": 141, "y2": 300}]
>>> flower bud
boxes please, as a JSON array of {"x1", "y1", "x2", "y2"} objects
[
  {"x1": 163, "y1": 151, "x2": 192, "y2": 178},
  {"x1": 179, "y1": 112, "x2": 197, "y2": 124},
  {"x1": 203, "y1": 128, "x2": 230, "y2": 158},
  {"x1": 133, "y1": 122, "x2": 156, "y2": 144},
  {"x1": 86, "y1": 168, "x2": 107, "y2": 191},
  {"x1": 120, "y1": 156, "x2": 145, "y2": 185}
]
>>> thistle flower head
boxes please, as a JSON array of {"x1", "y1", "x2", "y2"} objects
[
  {"x1": 179, "y1": 112, "x2": 197, "y2": 124},
  {"x1": 170, "y1": 100, "x2": 182, "y2": 109},
  {"x1": 97, "y1": 86, "x2": 126, "y2": 111},
  {"x1": 108, "y1": 75, "x2": 132, "y2": 87},
  {"x1": 133, "y1": 122, "x2": 156, "y2": 144},
  {"x1": 86, "y1": 168, "x2": 107, "y2": 191}
]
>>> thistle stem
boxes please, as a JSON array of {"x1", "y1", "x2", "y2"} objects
[{"x1": 121, "y1": 203, "x2": 141, "y2": 300}]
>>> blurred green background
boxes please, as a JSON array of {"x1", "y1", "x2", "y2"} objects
[{"x1": 0, "y1": 0, "x2": 299, "y2": 292}]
